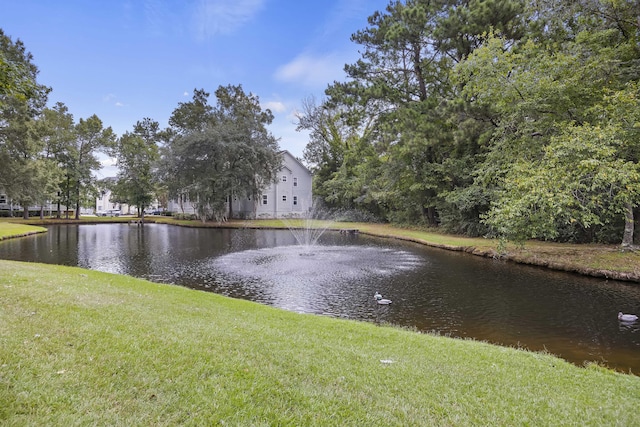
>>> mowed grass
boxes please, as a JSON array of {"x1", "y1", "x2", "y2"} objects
[
  {"x1": 1, "y1": 259, "x2": 640, "y2": 426},
  {"x1": 0, "y1": 222, "x2": 46, "y2": 240}
]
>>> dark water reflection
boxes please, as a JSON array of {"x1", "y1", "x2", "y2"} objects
[{"x1": 1, "y1": 223, "x2": 639, "y2": 374}]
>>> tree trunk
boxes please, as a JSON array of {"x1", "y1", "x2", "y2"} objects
[
  {"x1": 65, "y1": 176, "x2": 70, "y2": 219},
  {"x1": 75, "y1": 184, "x2": 81, "y2": 220},
  {"x1": 22, "y1": 206, "x2": 29, "y2": 220},
  {"x1": 635, "y1": 207, "x2": 640, "y2": 244},
  {"x1": 423, "y1": 206, "x2": 438, "y2": 226},
  {"x1": 39, "y1": 206, "x2": 44, "y2": 220},
  {"x1": 621, "y1": 203, "x2": 634, "y2": 247}
]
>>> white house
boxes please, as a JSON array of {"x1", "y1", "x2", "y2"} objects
[
  {"x1": 0, "y1": 191, "x2": 77, "y2": 216},
  {"x1": 234, "y1": 150, "x2": 313, "y2": 219},
  {"x1": 95, "y1": 177, "x2": 159, "y2": 215},
  {"x1": 166, "y1": 150, "x2": 313, "y2": 219},
  {"x1": 95, "y1": 190, "x2": 160, "y2": 215},
  {"x1": 95, "y1": 190, "x2": 122, "y2": 214}
]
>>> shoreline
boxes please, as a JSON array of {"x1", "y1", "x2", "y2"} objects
[
  {"x1": 2, "y1": 217, "x2": 639, "y2": 283},
  {"x1": 352, "y1": 229, "x2": 640, "y2": 284}
]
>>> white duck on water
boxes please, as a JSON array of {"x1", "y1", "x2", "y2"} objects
[
  {"x1": 374, "y1": 292, "x2": 392, "y2": 305},
  {"x1": 618, "y1": 312, "x2": 638, "y2": 322}
]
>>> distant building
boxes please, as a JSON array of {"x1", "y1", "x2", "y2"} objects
[
  {"x1": 95, "y1": 191, "x2": 158, "y2": 216},
  {"x1": 0, "y1": 192, "x2": 13, "y2": 212},
  {"x1": 95, "y1": 177, "x2": 124, "y2": 215},
  {"x1": 0, "y1": 191, "x2": 74, "y2": 217},
  {"x1": 235, "y1": 150, "x2": 313, "y2": 219},
  {"x1": 95, "y1": 190, "x2": 126, "y2": 215},
  {"x1": 166, "y1": 150, "x2": 313, "y2": 219},
  {"x1": 95, "y1": 177, "x2": 159, "y2": 216}
]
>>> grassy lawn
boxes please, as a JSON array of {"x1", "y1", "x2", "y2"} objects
[
  {"x1": 0, "y1": 222, "x2": 47, "y2": 240},
  {"x1": 1, "y1": 259, "x2": 639, "y2": 426}
]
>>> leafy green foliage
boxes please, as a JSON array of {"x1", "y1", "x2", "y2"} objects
[
  {"x1": 456, "y1": 6, "x2": 640, "y2": 244},
  {"x1": 0, "y1": 29, "x2": 53, "y2": 218},
  {"x1": 0, "y1": 29, "x2": 49, "y2": 113},
  {"x1": 112, "y1": 119, "x2": 161, "y2": 217},
  {"x1": 40, "y1": 103, "x2": 75, "y2": 217},
  {"x1": 313, "y1": 0, "x2": 527, "y2": 227},
  {"x1": 307, "y1": 0, "x2": 639, "y2": 244},
  {"x1": 68, "y1": 115, "x2": 116, "y2": 219},
  {"x1": 161, "y1": 85, "x2": 281, "y2": 221}
]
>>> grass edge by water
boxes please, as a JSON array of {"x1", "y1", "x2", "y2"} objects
[
  {"x1": 4, "y1": 218, "x2": 639, "y2": 282},
  {"x1": 1, "y1": 258, "x2": 639, "y2": 425}
]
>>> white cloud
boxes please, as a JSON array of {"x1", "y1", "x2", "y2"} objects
[
  {"x1": 263, "y1": 101, "x2": 286, "y2": 113},
  {"x1": 103, "y1": 94, "x2": 126, "y2": 108},
  {"x1": 101, "y1": 157, "x2": 118, "y2": 168},
  {"x1": 267, "y1": 114, "x2": 309, "y2": 159},
  {"x1": 183, "y1": 91, "x2": 190, "y2": 97},
  {"x1": 274, "y1": 52, "x2": 348, "y2": 89},
  {"x1": 192, "y1": 0, "x2": 265, "y2": 40},
  {"x1": 97, "y1": 156, "x2": 119, "y2": 179}
]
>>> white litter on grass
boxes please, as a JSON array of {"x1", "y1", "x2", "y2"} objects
[{"x1": 380, "y1": 359, "x2": 394, "y2": 364}]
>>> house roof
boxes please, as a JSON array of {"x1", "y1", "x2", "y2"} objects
[{"x1": 280, "y1": 150, "x2": 312, "y2": 176}]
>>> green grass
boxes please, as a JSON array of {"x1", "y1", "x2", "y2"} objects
[
  {"x1": 1, "y1": 259, "x2": 639, "y2": 426},
  {"x1": 0, "y1": 222, "x2": 46, "y2": 240}
]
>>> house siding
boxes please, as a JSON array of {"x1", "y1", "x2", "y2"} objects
[
  {"x1": 100, "y1": 150, "x2": 313, "y2": 219},
  {"x1": 0, "y1": 190, "x2": 75, "y2": 215},
  {"x1": 234, "y1": 150, "x2": 313, "y2": 219}
]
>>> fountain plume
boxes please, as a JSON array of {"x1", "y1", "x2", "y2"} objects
[{"x1": 281, "y1": 200, "x2": 333, "y2": 248}]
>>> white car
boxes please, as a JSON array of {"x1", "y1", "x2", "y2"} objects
[{"x1": 97, "y1": 209, "x2": 121, "y2": 217}]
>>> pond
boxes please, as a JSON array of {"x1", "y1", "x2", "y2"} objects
[{"x1": 1, "y1": 223, "x2": 639, "y2": 374}]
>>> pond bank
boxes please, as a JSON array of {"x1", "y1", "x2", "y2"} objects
[
  {"x1": 348, "y1": 224, "x2": 640, "y2": 284},
  {"x1": 3, "y1": 218, "x2": 639, "y2": 283},
  {"x1": 0, "y1": 222, "x2": 47, "y2": 241}
]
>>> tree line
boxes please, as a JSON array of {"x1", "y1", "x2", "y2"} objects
[
  {"x1": 0, "y1": 28, "x2": 280, "y2": 221},
  {"x1": 298, "y1": 0, "x2": 639, "y2": 246},
  {"x1": 2, "y1": 0, "x2": 638, "y2": 246}
]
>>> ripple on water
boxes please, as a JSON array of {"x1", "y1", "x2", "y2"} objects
[
  {"x1": 211, "y1": 245, "x2": 423, "y2": 287},
  {"x1": 209, "y1": 245, "x2": 424, "y2": 314}
]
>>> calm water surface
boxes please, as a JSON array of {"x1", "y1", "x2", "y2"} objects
[{"x1": 1, "y1": 223, "x2": 639, "y2": 374}]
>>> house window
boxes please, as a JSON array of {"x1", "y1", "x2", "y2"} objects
[
  {"x1": 282, "y1": 175, "x2": 287, "y2": 182},
  {"x1": 262, "y1": 194, "x2": 268, "y2": 205},
  {"x1": 0, "y1": 194, "x2": 6, "y2": 204},
  {"x1": 282, "y1": 195, "x2": 287, "y2": 202},
  {"x1": 293, "y1": 177, "x2": 298, "y2": 187},
  {"x1": 293, "y1": 196, "x2": 298, "y2": 206}
]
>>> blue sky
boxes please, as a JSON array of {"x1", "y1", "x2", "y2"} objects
[{"x1": 2, "y1": 0, "x2": 389, "y2": 177}]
